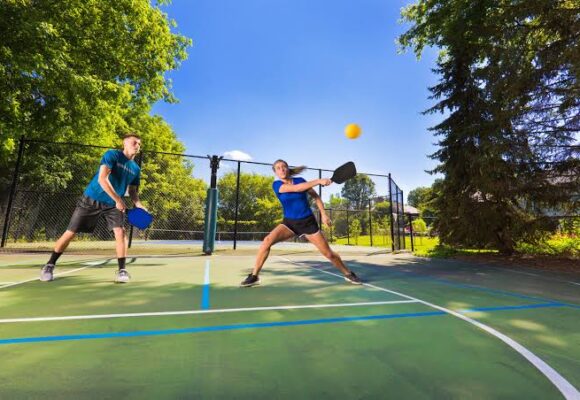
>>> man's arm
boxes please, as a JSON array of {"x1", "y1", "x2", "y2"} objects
[
  {"x1": 97, "y1": 165, "x2": 126, "y2": 211},
  {"x1": 128, "y1": 186, "x2": 145, "y2": 209}
]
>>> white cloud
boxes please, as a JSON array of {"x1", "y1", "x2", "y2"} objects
[{"x1": 222, "y1": 150, "x2": 253, "y2": 161}]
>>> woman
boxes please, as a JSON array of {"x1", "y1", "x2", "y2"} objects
[{"x1": 240, "y1": 159, "x2": 362, "y2": 287}]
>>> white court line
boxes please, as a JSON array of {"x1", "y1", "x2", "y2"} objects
[
  {"x1": 279, "y1": 257, "x2": 580, "y2": 400},
  {"x1": 0, "y1": 300, "x2": 418, "y2": 324},
  {"x1": 0, "y1": 266, "x2": 91, "y2": 290},
  {"x1": 204, "y1": 260, "x2": 211, "y2": 285}
]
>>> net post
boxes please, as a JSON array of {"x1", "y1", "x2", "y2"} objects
[
  {"x1": 2, "y1": 135, "x2": 26, "y2": 248},
  {"x1": 203, "y1": 155, "x2": 222, "y2": 255},
  {"x1": 233, "y1": 161, "x2": 241, "y2": 250}
]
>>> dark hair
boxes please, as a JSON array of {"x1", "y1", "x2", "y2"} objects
[
  {"x1": 272, "y1": 159, "x2": 306, "y2": 177},
  {"x1": 123, "y1": 132, "x2": 141, "y2": 140}
]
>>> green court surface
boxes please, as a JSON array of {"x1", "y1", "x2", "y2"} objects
[{"x1": 0, "y1": 252, "x2": 578, "y2": 399}]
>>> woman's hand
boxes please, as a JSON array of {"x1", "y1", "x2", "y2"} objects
[
  {"x1": 321, "y1": 214, "x2": 332, "y2": 227},
  {"x1": 318, "y1": 178, "x2": 332, "y2": 187}
]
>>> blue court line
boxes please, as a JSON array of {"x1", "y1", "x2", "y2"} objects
[
  {"x1": 0, "y1": 302, "x2": 567, "y2": 346},
  {"x1": 361, "y1": 266, "x2": 580, "y2": 308},
  {"x1": 201, "y1": 260, "x2": 210, "y2": 310},
  {"x1": 0, "y1": 311, "x2": 445, "y2": 345},
  {"x1": 461, "y1": 303, "x2": 567, "y2": 313}
]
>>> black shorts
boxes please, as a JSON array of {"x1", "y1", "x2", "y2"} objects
[
  {"x1": 67, "y1": 195, "x2": 125, "y2": 233},
  {"x1": 282, "y1": 214, "x2": 320, "y2": 237}
]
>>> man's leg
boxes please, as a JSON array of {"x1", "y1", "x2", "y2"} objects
[
  {"x1": 113, "y1": 227, "x2": 130, "y2": 283},
  {"x1": 40, "y1": 230, "x2": 76, "y2": 282}
]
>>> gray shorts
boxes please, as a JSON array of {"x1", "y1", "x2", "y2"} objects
[{"x1": 67, "y1": 195, "x2": 125, "y2": 233}]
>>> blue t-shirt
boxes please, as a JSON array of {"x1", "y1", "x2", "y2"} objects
[
  {"x1": 84, "y1": 150, "x2": 141, "y2": 205},
  {"x1": 273, "y1": 177, "x2": 313, "y2": 220}
]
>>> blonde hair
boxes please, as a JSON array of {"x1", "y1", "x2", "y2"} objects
[{"x1": 272, "y1": 159, "x2": 306, "y2": 177}]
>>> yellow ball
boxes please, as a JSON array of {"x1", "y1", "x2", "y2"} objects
[{"x1": 345, "y1": 123, "x2": 361, "y2": 139}]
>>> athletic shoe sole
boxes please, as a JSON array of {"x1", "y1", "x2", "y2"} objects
[{"x1": 240, "y1": 280, "x2": 261, "y2": 288}]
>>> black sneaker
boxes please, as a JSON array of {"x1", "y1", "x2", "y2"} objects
[
  {"x1": 240, "y1": 273, "x2": 260, "y2": 287},
  {"x1": 40, "y1": 264, "x2": 55, "y2": 282},
  {"x1": 344, "y1": 271, "x2": 362, "y2": 285}
]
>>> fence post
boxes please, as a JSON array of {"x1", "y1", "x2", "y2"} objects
[
  {"x1": 233, "y1": 161, "x2": 241, "y2": 250},
  {"x1": 318, "y1": 169, "x2": 322, "y2": 198},
  {"x1": 388, "y1": 173, "x2": 395, "y2": 252},
  {"x1": 128, "y1": 152, "x2": 144, "y2": 249},
  {"x1": 368, "y1": 199, "x2": 373, "y2": 247},
  {"x1": 329, "y1": 208, "x2": 333, "y2": 242},
  {"x1": 346, "y1": 208, "x2": 350, "y2": 245},
  {"x1": 401, "y1": 196, "x2": 406, "y2": 250},
  {"x1": 1, "y1": 136, "x2": 26, "y2": 248},
  {"x1": 408, "y1": 214, "x2": 414, "y2": 252}
]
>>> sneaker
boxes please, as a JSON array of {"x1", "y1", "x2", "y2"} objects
[
  {"x1": 115, "y1": 269, "x2": 131, "y2": 283},
  {"x1": 240, "y1": 273, "x2": 260, "y2": 287},
  {"x1": 344, "y1": 271, "x2": 362, "y2": 285},
  {"x1": 40, "y1": 264, "x2": 55, "y2": 282}
]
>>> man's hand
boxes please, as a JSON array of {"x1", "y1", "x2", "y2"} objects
[
  {"x1": 134, "y1": 201, "x2": 147, "y2": 211},
  {"x1": 115, "y1": 199, "x2": 127, "y2": 212}
]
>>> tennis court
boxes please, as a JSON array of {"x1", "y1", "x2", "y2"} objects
[{"x1": 1, "y1": 250, "x2": 578, "y2": 399}]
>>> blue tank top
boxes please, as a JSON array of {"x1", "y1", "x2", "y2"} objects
[{"x1": 273, "y1": 177, "x2": 313, "y2": 219}]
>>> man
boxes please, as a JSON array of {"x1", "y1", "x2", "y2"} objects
[{"x1": 40, "y1": 133, "x2": 145, "y2": 283}]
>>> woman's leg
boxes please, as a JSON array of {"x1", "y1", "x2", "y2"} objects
[
  {"x1": 252, "y1": 224, "x2": 295, "y2": 275},
  {"x1": 305, "y1": 231, "x2": 351, "y2": 275}
]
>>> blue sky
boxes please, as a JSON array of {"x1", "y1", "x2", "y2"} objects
[{"x1": 152, "y1": 0, "x2": 442, "y2": 199}]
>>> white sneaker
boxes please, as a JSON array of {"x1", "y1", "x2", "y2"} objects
[
  {"x1": 40, "y1": 264, "x2": 55, "y2": 282},
  {"x1": 115, "y1": 269, "x2": 131, "y2": 283}
]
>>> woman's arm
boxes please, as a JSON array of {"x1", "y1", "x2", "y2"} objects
[
  {"x1": 308, "y1": 189, "x2": 331, "y2": 226},
  {"x1": 278, "y1": 178, "x2": 331, "y2": 193}
]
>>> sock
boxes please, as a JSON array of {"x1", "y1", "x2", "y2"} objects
[
  {"x1": 48, "y1": 251, "x2": 63, "y2": 265},
  {"x1": 118, "y1": 257, "x2": 126, "y2": 270}
]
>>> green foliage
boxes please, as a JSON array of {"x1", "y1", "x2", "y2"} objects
[
  {"x1": 407, "y1": 187, "x2": 430, "y2": 208},
  {"x1": 341, "y1": 174, "x2": 376, "y2": 210},
  {"x1": 348, "y1": 219, "x2": 362, "y2": 244},
  {"x1": 559, "y1": 218, "x2": 580, "y2": 236},
  {"x1": 326, "y1": 193, "x2": 348, "y2": 209},
  {"x1": 412, "y1": 218, "x2": 427, "y2": 234},
  {"x1": 516, "y1": 234, "x2": 580, "y2": 258},
  {"x1": 217, "y1": 172, "x2": 282, "y2": 232},
  {"x1": 0, "y1": 0, "x2": 191, "y2": 198},
  {"x1": 407, "y1": 183, "x2": 439, "y2": 226},
  {"x1": 374, "y1": 201, "x2": 391, "y2": 219},
  {"x1": 399, "y1": 0, "x2": 579, "y2": 254}
]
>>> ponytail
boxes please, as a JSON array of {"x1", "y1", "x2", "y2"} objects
[{"x1": 272, "y1": 159, "x2": 307, "y2": 177}]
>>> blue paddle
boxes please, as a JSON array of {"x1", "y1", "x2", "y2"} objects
[{"x1": 127, "y1": 208, "x2": 154, "y2": 229}]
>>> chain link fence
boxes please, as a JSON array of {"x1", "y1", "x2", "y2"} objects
[{"x1": 1, "y1": 137, "x2": 408, "y2": 254}]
